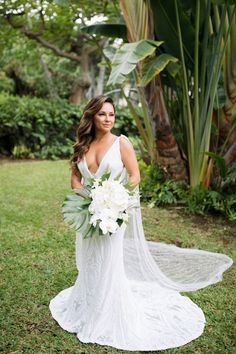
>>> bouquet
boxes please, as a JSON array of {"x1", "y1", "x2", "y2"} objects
[{"x1": 62, "y1": 170, "x2": 139, "y2": 238}]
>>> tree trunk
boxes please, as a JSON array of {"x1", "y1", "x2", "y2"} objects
[
  {"x1": 220, "y1": 15, "x2": 236, "y2": 164},
  {"x1": 218, "y1": 111, "x2": 236, "y2": 167},
  {"x1": 223, "y1": 140, "x2": 236, "y2": 166},
  {"x1": 40, "y1": 55, "x2": 58, "y2": 100},
  {"x1": 144, "y1": 75, "x2": 188, "y2": 181},
  {"x1": 95, "y1": 64, "x2": 106, "y2": 96},
  {"x1": 69, "y1": 49, "x2": 91, "y2": 104}
]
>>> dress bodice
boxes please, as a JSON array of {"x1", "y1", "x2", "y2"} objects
[{"x1": 77, "y1": 134, "x2": 128, "y2": 185}]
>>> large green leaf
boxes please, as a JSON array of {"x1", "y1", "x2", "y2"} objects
[
  {"x1": 141, "y1": 54, "x2": 178, "y2": 86},
  {"x1": 213, "y1": 71, "x2": 227, "y2": 109},
  {"x1": 205, "y1": 152, "x2": 228, "y2": 179},
  {"x1": 150, "y1": 0, "x2": 195, "y2": 66},
  {"x1": 107, "y1": 39, "x2": 163, "y2": 85},
  {"x1": 73, "y1": 187, "x2": 91, "y2": 199},
  {"x1": 81, "y1": 23, "x2": 127, "y2": 40},
  {"x1": 62, "y1": 193, "x2": 93, "y2": 236},
  {"x1": 212, "y1": 0, "x2": 236, "y2": 4}
]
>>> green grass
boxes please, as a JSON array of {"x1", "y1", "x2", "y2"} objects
[{"x1": 0, "y1": 160, "x2": 235, "y2": 354}]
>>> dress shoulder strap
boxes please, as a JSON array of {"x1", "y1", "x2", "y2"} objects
[{"x1": 119, "y1": 134, "x2": 133, "y2": 146}]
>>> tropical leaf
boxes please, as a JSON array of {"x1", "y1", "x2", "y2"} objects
[
  {"x1": 141, "y1": 54, "x2": 178, "y2": 86},
  {"x1": 83, "y1": 223, "x2": 98, "y2": 239},
  {"x1": 81, "y1": 23, "x2": 127, "y2": 40},
  {"x1": 62, "y1": 188, "x2": 92, "y2": 235},
  {"x1": 62, "y1": 194, "x2": 90, "y2": 209},
  {"x1": 63, "y1": 208, "x2": 86, "y2": 230},
  {"x1": 166, "y1": 61, "x2": 181, "y2": 78},
  {"x1": 73, "y1": 187, "x2": 91, "y2": 199},
  {"x1": 212, "y1": 0, "x2": 236, "y2": 4},
  {"x1": 205, "y1": 152, "x2": 228, "y2": 179},
  {"x1": 150, "y1": 0, "x2": 195, "y2": 66},
  {"x1": 75, "y1": 210, "x2": 91, "y2": 233},
  {"x1": 214, "y1": 71, "x2": 227, "y2": 109},
  {"x1": 107, "y1": 39, "x2": 163, "y2": 85}
]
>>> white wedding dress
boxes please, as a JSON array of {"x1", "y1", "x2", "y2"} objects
[{"x1": 49, "y1": 134, "x2": 233, "y2": 351}]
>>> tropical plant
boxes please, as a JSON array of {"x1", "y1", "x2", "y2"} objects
[
  {"x1": 83, "y1": 0, "x2": 188, "y2": 181},
  {"x1": 139, "y1": 159, "x2": 236, "y2": 220},
  {"x1": 107, "y1": 39, "x2": 178, "y2": 163},
  {"x1": 83, "y1": 0, "x2": 236, "y2": 189}
]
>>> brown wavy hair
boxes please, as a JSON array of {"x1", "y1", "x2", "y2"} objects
[{"x1": 70, "y1": 95, "x2": 115, "y2": 171}]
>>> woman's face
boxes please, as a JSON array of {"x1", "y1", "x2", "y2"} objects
[{"x1": 93, "y1": 102, "x2": 115, "y2": 133}]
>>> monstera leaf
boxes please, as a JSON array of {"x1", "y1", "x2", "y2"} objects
[{"x1": 62, "y1": 190, "x2": 96, "y2": 238}]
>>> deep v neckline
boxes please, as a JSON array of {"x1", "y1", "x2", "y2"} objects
[{"x1": 84, "y1": 136, "x2": 120, "y2": 176}]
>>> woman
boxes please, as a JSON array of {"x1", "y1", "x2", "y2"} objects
[{"x1": 49, "y1": 95, "x2": 233, "y2": 351}]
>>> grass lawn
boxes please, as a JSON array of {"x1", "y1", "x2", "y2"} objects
[{"x1": 0, "y1": 160, "x2": 235, "y2": 354}]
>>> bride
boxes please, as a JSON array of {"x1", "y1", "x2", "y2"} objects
[{"x1": 49, "y1": 95, "x2": 233, "y2": 351}]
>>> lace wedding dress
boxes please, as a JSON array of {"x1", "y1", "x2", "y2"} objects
[{"x1": 49, "y1": 134, "x2": 233, "y2": 351}]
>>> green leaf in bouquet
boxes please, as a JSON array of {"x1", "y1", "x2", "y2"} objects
[
  {"x1": 117, "y1": 218, "x2": 123, "y2": 226},
  {"x1": 62, "y1": 190, "x2": 92, "y2": 232},
  {"x1": 62, "y1": 208, "x2": 87, "y2": 231},
  {"x1": 75, "y1": 210, "x2": 91, "y2": 234},
  {"x1": 73, "y1": 187, "x2": 91, "y2": 199},
  {"x1": 101, "y1": 168, "x2": 111, "y2": 181},
  {"x1": 62, "y1": 194, "x2": 90, "y2": 209},
  {"x1": 83, "y1": 221, "x2": 100, "y2": 238},
  {"x1": 84, "y1": 177, "x2": 96, "y2": 189},
  {"x1": 83, "y1": 223, "x2": 96, "y2": 239},
  {"x1": 114, "y1": 171, "x2": 123, "y2": 181},
  {"x1": 123, "y1": 180, "x2": 133, "y2": 190}
]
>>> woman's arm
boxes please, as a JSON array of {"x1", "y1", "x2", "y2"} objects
[
  {"x1": 120, "y1": 136, "x2": 141, "y2": 190},
  {"x1": 71, "y1": 165, "x2": 83, "y2": 189}
]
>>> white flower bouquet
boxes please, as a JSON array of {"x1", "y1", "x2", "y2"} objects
[{"x1": 62, "y1": 170, "x2": 139, "y2": 238}]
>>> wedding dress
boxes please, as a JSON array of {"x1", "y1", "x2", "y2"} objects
[{"x1": 49, "y1": 134, "x2": 233, "y2": 351}]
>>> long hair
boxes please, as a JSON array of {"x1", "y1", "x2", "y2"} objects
[{"x1": 70, "y1": 95, "x2": 115, "y2": 171}]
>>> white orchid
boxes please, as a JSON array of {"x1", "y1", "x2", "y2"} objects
[
  {"x1": 99, "y1": 219, "x2": 118, "y2": 235},
  {"x1": 88, "y1": 179, "x2": 132, "y2": 235},
  {"x1": 63, "y1": 170, "x2": 140, "y2": 238}
]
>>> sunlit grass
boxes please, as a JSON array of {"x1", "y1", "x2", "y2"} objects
[{"x1": 0, "y1": 160, "x2": 235, "y2": 354}]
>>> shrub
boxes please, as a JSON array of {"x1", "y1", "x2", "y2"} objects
[
  {"x1": 140, "y1": 161, "x2": 185, "y2": 205},
  {"x1": 0, "y1": 93, "x2": 81, "y2": 159},
  {"x1": 0, "y1": 93, "x2": 137, "y2": 159},
  {"x1": 140, "y1": 160, "x2": 236, "y2": 220}
]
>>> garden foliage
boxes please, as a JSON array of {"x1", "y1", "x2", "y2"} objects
[
  {"x1": 140, "y1": 161, "x2": 236, "y2": 221},
  {"x1": 0, "y1": 93, "x2": 136, "y2": 159}
]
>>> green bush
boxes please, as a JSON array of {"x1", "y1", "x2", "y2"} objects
[
  {"x1": 140, "y1": 161, "x2": 185, "y2": 205},
  {"x1": 0, "y1": 93, "x2": 137, "y2": 159},
  {"x1": 140, "y1": 160, "x2": 236, "y2": 220},
  {"x1": 0, "y1": 71, "x2": 14, "y2": 93},
  {"x1": 0, "y1": 93, "x2": 81, "y2": 159}
]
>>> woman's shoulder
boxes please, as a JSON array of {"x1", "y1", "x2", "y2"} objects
[
  {"x1": 119, "y1": 134, "x2": 132, "y2": 145},
  {"x1": 119, "y1": 134, "x2": 134, "y2": 153}
]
